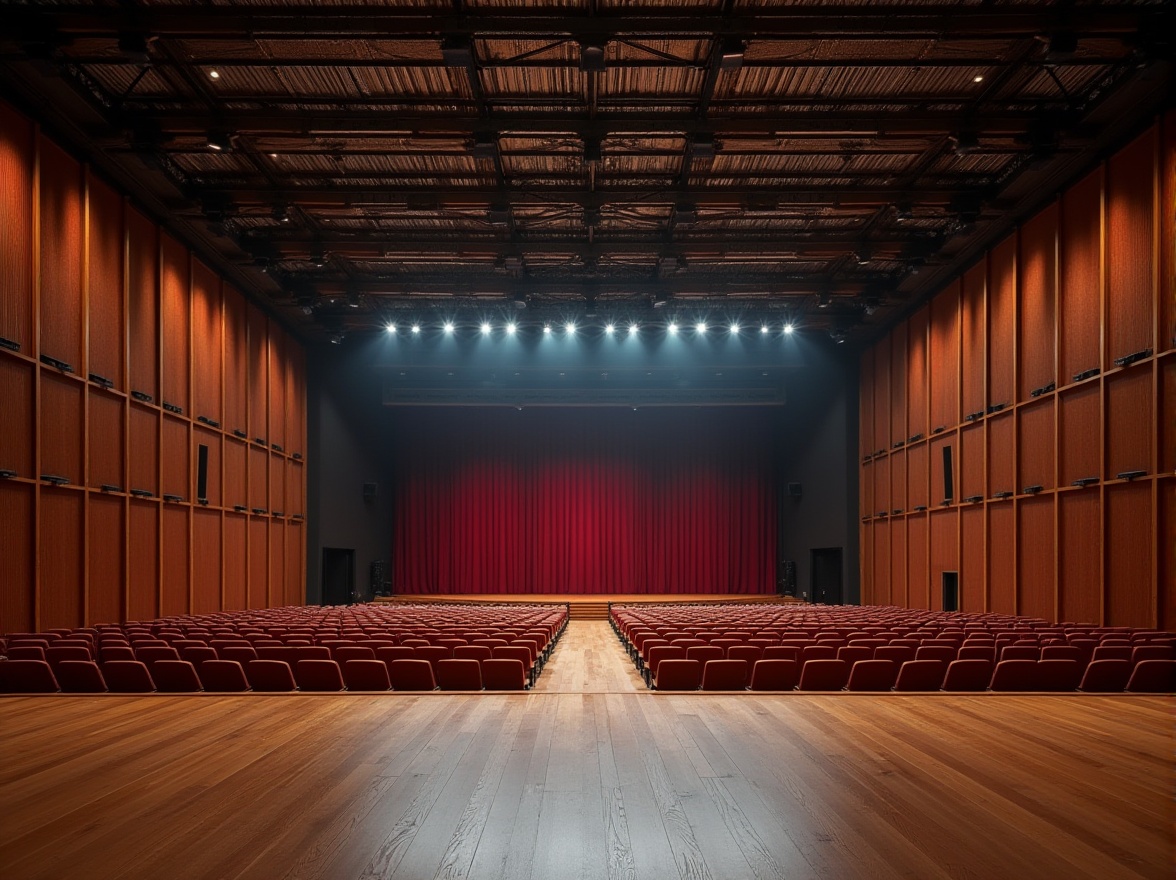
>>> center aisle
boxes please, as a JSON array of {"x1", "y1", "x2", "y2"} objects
[{"x1": 531, "y1": 620, "x2": 646, "y2": 693}]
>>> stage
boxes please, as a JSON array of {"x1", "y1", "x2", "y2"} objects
[{"x1": 375, "y1": 593, "x2": 803, "y2": 619}]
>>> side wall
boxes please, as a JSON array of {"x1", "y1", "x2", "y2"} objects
[
  {"x1": 0, "y1": 100, "x2": 307, "y2": 631},
  {"x1": 859, "y1": 116, "x2": 1175, "y2": 629}
]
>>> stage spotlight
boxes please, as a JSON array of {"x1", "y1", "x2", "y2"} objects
[
  {"x1": 760, "y1": 324, "x2": 770, "y2": 334},
  {"x1": 543, "y1": 324, "x2": 552, "y2": 335},
  {"x1": 480, "y1": 322, "x2": 492, "y2": 336},
  {"x1": 667, "y1": 322, "x2": 679, "y2": 335},
  {"x1": 696, "y1": 322, "x2": 707, "y2": 334},
  {"x1": 729, "y1": 322, "x2": 740, "y2": 334},
  {"x1": 443, "y1": 321, "x2": 455, "y2": 334},
  {"x1": 411, "y1": 324, "x2": 421, "y2": 335},
  {"x1": 385, "y1": 323, "x2": 397, "y2": 334},
  {"x1": 783, "y1": 323, "x2": 794, "y2": 335},
  {"x1": 605, "y1": 323, "x2": 615, "y2": 335},
  {"x1": 565, "y1": 321, "x2": 576, "y2": 335},
  {"x1": 629, "y1": 322, "x2": 640, "y2": 335},
  {"x1": 505, "y1": 322, "x2": 517, "y2": 336}
]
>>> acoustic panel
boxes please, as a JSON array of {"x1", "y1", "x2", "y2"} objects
[
  {"x1": 38, "y1": 137, "x2": 84, "y2": 367},
  {"x1": 87, "y1": 494, "x2": 125, "y2": 626},
  {"x1": 1018, "y1": 203, "x2": 1058, "y2": 401},
  {"x1": 39, "y1": 489, "x2": 84, "y2": 630},
  {"x1": 86, "y1": 173, "x2": 126, "y2": 390},
  {"x1": 0, "y1": 102, "x2": 35, "y2": 350},
  {"x1": 1017, "y1": 496, "x2": 1055, "y2": 622},
  {"x1": 1105, "y1": 128, "x2": 1156, "y2": 363},
  {"x1": 1058, "y1": 168, "x2": 1102, "y2": 381},
  {"x1": 127, "y1": 500, "x2": 159, "y2": 622}
]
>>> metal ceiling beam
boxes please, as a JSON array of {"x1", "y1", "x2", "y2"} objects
[
  {"x1": 309, "y1": 278, "x2": 879, "y2": 297},
  {"x1": 12, "y1": 7, "x2": 1154, "y2": 39}
]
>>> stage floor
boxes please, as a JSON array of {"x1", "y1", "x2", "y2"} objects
[{"x1": 376, "y1": 593, "x2": 801, "y2": 606}]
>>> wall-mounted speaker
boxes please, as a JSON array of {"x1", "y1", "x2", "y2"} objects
[
  {"x1": 942, "y1": 445, "x2": 954, "y2": 501},
  {"x1": 196, "y1": 444, "x2": 209, "y2": 503},
  {"x1": 362, "y1": 482, "x2": 378, "y2": 502},
  {"x1": 787, "y1": 482, "x2": 803, "y2": 498}
]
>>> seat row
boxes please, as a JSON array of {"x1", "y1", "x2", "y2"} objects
[
  {"x1": 0, "y1": 656, "x2": 531, "y2": 693},
  {"x1": 649, "y1": 656, "x2": 1174, "y2": 693}
]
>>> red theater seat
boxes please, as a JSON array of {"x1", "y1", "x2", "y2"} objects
[
  {"x1": 198, "y1": 660, "x2": 251, "y2": 692},
  {"x1": 1, "y1": 659, "x2": 60, "y2": 692},
  {"x1": 295, "y1": 659, "x2": 346, "y2": 691},
  {"x1": 893, "y1": 660, "x2": 946, "y2": 692},
  {"x1": 761, "y1": 646, "x2": 800, "y2": 662},
  {"x1": 102, "y1": 660, "x2": 156, "y2": 693},
  {"x1": 55, "y1": 660, "x2": 108, "y2": 693},
  {"x1": 837, "y1": 646, "x2": 872, "y2": 665},
  {"x1": 342, "y1": 660, "x2": 392, "y2": 691},
  {"x1": 941, "y1": 659, "x2": 992, "y2": 692},
  {"x1": 388, "y1": 659, "x2": 438, "y2": 691},
  {"x1": 1035, "y1": 659, "x2": 1083, "y2": 691},
  {"x1": 846, "y1": 659, "x2": 898, "y2": 692},
  {"x1": 152, "y1": 660, "x2": 204, "y2": 692},
  {"x1": 989, "y1": 659, "x2": 1039, "y2": 692},
  {"x1": 748, "y1": 659, "x2": 800, "y2": 691},
  {"x1": 334, "y1": 646, "x2": 376, "y2": 663},
  {"x1": 436, "y1": 659, "x2": 484, "y2": 691},
  {"x1": 1078, "y1": 659, "x2": 1130, "y2": 693},
  {"x1": 797, "y1": 659, "x2": 850, "y2": 691},
  {"x1": 654, "y1": 659, "x2": 702, "y2": 691},
  {"x1": 686, "y1": 646, "x2": 724, "y2": 665},
  {"x1": 6, "y1": 646, "x2": 46, "y2": 661},
  {"x1": 700, "y1": 659, "x2": 749, "y2": 690},
  {"x1": 482, "y1": 658, "x2": 528, "y2": 690},
  {"x1": 1126, "y1": 660, "x2": 1175, "y2": 693},
  {"x1": 245, "y1": 660, "x2": 298, "y2": 692}
]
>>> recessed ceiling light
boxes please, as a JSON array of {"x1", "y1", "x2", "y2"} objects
[
  {"x1": 208, "y1": 69, "x2": 220, "y2": 79},
  {"x1": 565, "y1": 322, "x2": 576, "y2": 335},
  {"x1": 411, "y1": 324, "x2": 421, "y2": 335},
  {"x1": 696, "y1": 321, "x2": 707, "y2": 334},
  {"x1": 783, "y1": 323, "x2": 795, "y2": 335},
  {"x1": 605, "y1": 323, "x2": 615, "y2": 335},
  {"x1": 505, "y1": 322, "x2": 517, "y2": 335},
  {"x1": 543, "y1": 324, "x2": 552, "y2": 335},
  {"x1": 729, "y1": 323, "x2": 740, "y2": 334},
  {"x1": 480, "y1": 322, "x2": 492, "y2": 335},
  {"x1": 443, "y1": 321, "x2": 455, "y2": 334},
  {"x1": 667, "y1": 322, "x2": 679, "y2": 335},
  {"x1": 760, "y1": 324, "x2": 769, "y2": 334},
  {"x1": 385, "y1": 323, "x2": 397, "y2": 334},
  {"x1": 973, "y1": 74, "x2": 984, "y2": 83},
  {"x1": 629, "y1": 323, "x2": 639, "y2": 335}
]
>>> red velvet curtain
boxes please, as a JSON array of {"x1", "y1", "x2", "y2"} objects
[{"x1": 392, "y1": 408, "x2": 778, "y2": 594}]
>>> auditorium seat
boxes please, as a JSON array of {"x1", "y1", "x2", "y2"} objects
[
  {"x1": 55, "y1": 660, "x2": 107, "y2": 693},
  {"x1": 700, "y1": 659, "x2": 749, "y2": 690},
  {"x1": 645, "y1": 645, "x2": 686, "y2": 687},
  {"x1": 797, "y1": 659, "x2": 850, "y2": 691},
  {"x1": 846, "y1": 659, "x2": 898, "y2": 692},
  {"x1": 6, "y1": 646, "x2": 46, "y2": 661},
  {"x1": 1091, "y1": 645, "x2": 1132, "y2": 663},
  {"x1": 957, "y1": 646, "x2": 997, "y2": 663},
  {"x1": 334, "y1": 646, "x2": 376, "y2": 663},
  {"x1": 837, "y1": 646, "x2": 872, "y2": 665},
  {"x1": 941, "y1": 659, "x2": 993, "y2": 692},
  {"x1": 453, "y1": 645, "x2": 492, "y2": 663},
  {"x1": 1131, "y1": 645, "x2": 1174, "y2": 666},
  {"x1": 491, "y1": 646, "x2": 534, "y2": 685},
  {"x1": 988, "y1": 659, "x2": 1039, "y2": 691},
  {"x1": 245, "y1": 660, "x2": 298, "y2": 692},
  {"x1": 1034, "y1": 659, "x2": 1082, "y2": 691},
  {"x1": 181, "y1": 646, "x2": 218, "y2": 667},
  {"x1": 1, "y1": 659, "x2": 60, "y2": 692},
  {"x1": 1039, "y1": 645, "x2": 1081, "y2": 663},
  {"x1": 295, "y1": 659, "x2": 346, "y2": 691},
  {"x1": 999, "y1": 645, "x2": 1040, "y2": 662},
  {"x1": 1077, "y1": 660, "x2": 1130, "y2": 693},
  {"x1": 686, "y1": 646, "x2": 724, "y2": 665},
  {"x1": 256, "y1": 645, "x2": 298, "y2": 662},
  {"x1": 761, "y1": 645, "x2": 800, "y2": 662},
  {"x1": 152, "y1": 660, "x2": 204, "y2": 693},
  {"x1": 295, "y1": 645, "x2": 332, "y2": 662},
  {"x1": 727, "y1": 645, "x2": 762, "y2": 665},
  {"x1": 653, "y1": 659, "x2": 702, "y2": 691},
  {"x1": 387, "y1": 659, "x2": 438, "y2": 691},
  {"x1": 893, "y1": 660, "x2": 946, "y2": 692},
  {"x1": 915, "y1": 646, "x2": 956, "y2": 664},
  {"x1": 482, "y1": 658, "x2": 528, "y2": 690},
  {"x1": 710, "y1": 638, "x2": 742, "y2": 654},
  {"x1": 220, "y1": 645, "x2": 259, "y2": 664},
  {"x1": 1125, "y1": 660, "x2": 1175, "y2": 693},
  {"x1": 748, "y1": 659, "x2": 800, "y2": 691},
  {"x1": 801, "y1": 645, "x2": 837, "y2": 663},
  {"x1": 197, "y1": 660, "x2": 251, "y2": 692},
  {"x1": 436, "y1": 659, "x2": 484, "y2": 691},
  {"x1": 102, "y1": 660, "x2": 156, "y2": 693},
  {"x1": 874, "y1": 645, "x2": 916, "y2": 665}
]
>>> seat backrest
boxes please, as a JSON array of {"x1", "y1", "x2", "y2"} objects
[
  {"x1": 727, "y1": 645, "x2": 762, "y2": 664},
  {"x1": 197, "y1": 659, "x2": 251, "y2": 692},
  {"x1": 387, "y1": 659, "x2": 438, "y2": 690},
  {"x1": 482, "y1": 658, "x2": 527, "y2": 690},
  {"x1": 797, "y1": 659, "x2": 850, "y2": 691},
  {"x1": 1091, "y1": 645, "x2": 1132, "y2": 663},
  {"x1": 999, "y1": 645, "x2": 1040, "y2": 662},
  {"x1": 1077, "y1": 659, "x2": 1130, "y2": 693},
  {"x1": 837, "y1": 646, "x2": 872, "y2": 665},
  {"x1": 1131, "y1": 645, "x2": 1174, "y2": 666},
  {"x1": 646, "y1": 645, "x2": 687, "y2": 675},
  {"x1": 761, "y1": 645, "x2": 800, "y2": 662},
  {"x1": 893, "y1": 659, "x2": 946, "y2": 691},
  {"x1": 846, "y1": 659, "x2": 898, "y2": 692},
  {"x1": 1, "y1": 659, "x2": 61, "y2": 692},
  {"x1": 748, "y1": 659, "x2": 800, "y2": 691},
  {"x1": 700, "y1": 659, "x2": 749, "y2": 691},
  {"x1": 245, "y1": 659, "x2": 298, "y2": 692},
  {"x1": 99, "y1": 644, "x2": 137, "y2": 663},
  {"x1": 710, "y1": 638, "x2": 742, "y2": 653},
  {"x1": 957, "y1": 645, "x2": 997, "y2": 662},
  {"x1": 915, "y1": 646, "x2": 956, "y2": 663},
  {"x1": 6, "y1": 645, "x2": 46, "y2": 661},
  {"x1": 453, "y1": 645, "x2": 492, "y2": 662},
  {"x1": 295, "y1": 659, "x2": 346, "y2": 691},
  {"x1": 1126, "y1": 659, "x2": 1175, "y2": 693},
  {"x1": 491, "y1": 646, "x2": 532, "y2": 669},
  {"x1": 801, "y1": 645, "x2": 837, "y2": 663},
  {"x1": 47, "y1": 645, "x2": 97, "y2": 667},
  {"x1": 654, "y1": 659, "x2": 702, "y2": 691},
  {"x1": 55, "y1": 660, "x2": 107, "y2": 693},
  {"x1": 686, "y1": 645, "x2": 724, "y2": 664},
  {"x1": 472, "y1": 639, "x2": 508, "y2": 650},
  {"x1": 334, "y1": 646, "x2": 376, "y2": 663},
  {"x1": 341, "y1": 660, "x2": 392, "y2": 690},
  {"x1": 638, "y1": 638, "x2": 669, "y2": 659},
  {"x1": 874, "y1": 645, "x2": 916, "y2": 664},
  {"x1": 1039, "y1": 645, "x2": 1081, "y2": 662},
  {"x1": 220, "y1": 645, "x2": 258, "y2": 663},
  {"x1": 941, "y1": 658, "x2": 994, "y2": 691},
  {"x1": 152, "y1": 660, "x2": 204, "y2": 692},
  {"x1": 102, "y1": 660, "x2": 156, "y2": 693},
  {"x1": 1034, "y1": 659, "x2": 1082, "y2": 692},
  {"x1": 988, "y1": 659, "x2": 1040, "y2": 692},
  {"x1": 435, "y1": 659, "x2": 484, "y2": 690}
]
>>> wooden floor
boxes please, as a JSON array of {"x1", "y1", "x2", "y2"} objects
[{"x1": 1, "y1": 623, "x2": 1170, "y2": 880}]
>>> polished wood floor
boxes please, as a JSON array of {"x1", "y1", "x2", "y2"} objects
[{"x1": 1, "y1": 623, "x2": 1170, "y2": 880}]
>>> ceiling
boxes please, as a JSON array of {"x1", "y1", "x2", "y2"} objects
[{"x1": 2, "y1": 1, "x2": 1171, "y2": 345}]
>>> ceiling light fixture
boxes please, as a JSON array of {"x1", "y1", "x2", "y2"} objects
[
  {"x1": 480, "y1": 322, "x2": 492, "y2": 335},
  {"x1": 579, "y1": 40, "x2": 607, "y2": 72},
  {"x1": 719, "y1": 37, "x2": 746, "y2": 71},
  {"x1": 411, "y1": 324, "x2": 421, "y2": 335},
  {"x1": 783, "y1": 323, "x2": 795, "y2": 335},
  {"x1": 208, "y1": 69, "x2": 220, "y2": 80},
  {"x1": 667, "y1": 322, "x2": 679, "y2": 335},
  {"x1": 205, "y1": 130, "x2": 233, "y2": 152},
  {"x1": 443, "y1": 321, "x2": 455, "y2": 334},
  {"x1": 505, "y1": 322, "x2": 517, "y2": 335}
]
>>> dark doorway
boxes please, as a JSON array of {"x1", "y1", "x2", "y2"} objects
[
  {"x1": 942, "y1": 571, "x2": 960, "y2": 612},
  {"x1": 322, "y1": 548, "x2": 356, "y2": 606},
  {"x1": 810, "y1": 548, "x2": 843, "y2": 605}
]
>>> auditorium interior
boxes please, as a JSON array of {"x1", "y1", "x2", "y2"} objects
[{"x1": 0, "y1": 3, "x2": 1172, "y2": 879}]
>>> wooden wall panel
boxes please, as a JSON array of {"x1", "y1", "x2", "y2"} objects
[
  {"x1": 38, "y1": 138, "x2": 83, "y2": 368},
  {"x1": 959, "y1": 424, "x2": 984, "y2": 501},
  {"x1": 860, "y1": 461, "x2": 874, "y2": 518},
  {"x1": 889, "y1": 450, "x2": 907, "y2": 514},
  {"x1": 986, "y1": 504, "x2": 1016, "y2": 615},
  {"x1": 248, "y1": 517, "x2": 268, "y2": 609},
  {"x1": 929, "y1": 509, "x2": 957, "y2": 610},
  {"x1": 224, "y1": 438, "x2": 247, "y2": 511},
  {"x1": 247, "y1": 304, "x2": 268, "y2": 442},
  {"x1": 223, "y1": 287, "x2": 249, "y2": 435},
  {"x1": 1105, "y1": 128, "x2": 1156, "y2": 363},
  {"x1": 1161, "y1": 482, "x2": 1175, "y2": 632},
  {"x1": 269, "y1": 520, "x2": 286, "y2": 607},
  {"x1": 160, "y1": 234, "x2": 190, "y2": 414},
  {"x1": 286, "y1": 523, "x2": 304, "y2": 605},
  {"x1": 1105, "y1": 482, "x2": 1153, "y2": 627},
  {"x1": 860, "y1": 523, "x2": 873, "y2": 603},
  {"x1": 223, "y1": 513, "x2": 248, "y2": 611},
  {"x1": 1059, "y1": 169, "x2": 1103, "y2": 381},
  {"x1": 126, "y1": 208, "x2": 159, "y2": 401},
  {"x1": 987, "y1": 412, "x2": 1015, "y2": 497},
  {"x1": 87, "y1": 494, "x2": 124, "y2": 626},
  {"x1": 889, "y1": 321, "x2": 907, "y2": 449},
  {"x1": 192, "y1": 509, "x2": 222, "y2": 615},
  {"x1": 1058, "y1": 385, "x2": 1100, "y2": 485},
  {"x1": 871, "y1": 455, "x2": 890, "y2": 517},
  {"x1": 906, "y1": 514, "x2": 929, "y2": 609},
  {"x1": 1018, "y1": 203, "x2": 1058, "y2": 401},
  {"x1": 1105, "y1": 369, "x2": 1153, "y2": 480},
  {"x1": 286, "y1": 346, "x2": 306, "y2": 455},
  {"x1": 40, "y1": 374, "x2": 83, "y2": 484},
  {"x1": 268, "y1": 326, "x2": 287, "y2": 451},
  {"x1": 0, "y1": 482, "x2": 35, "y2": 633},
  {"x1": 906, "y1": 442, "x2": 928, "y2": 510},
  {"x1": 1163, "y1": 358, "x2": 1176, "y2": 475},
  {"x1": 160, "y1": 505, "x2": 189, "y2": 617},
  {"x1": 269, "y1": 454, "x2": 286, "y2": 515},
  {"x1": 960, "y1": 263, "x2": 986, "y2": 419},
  {"x1": 0, "y1": 358, "x2": 35, "y2": 477},
  {"x1": 960, "y1": 505, "x2": 985, "y2": 612},
  {"x1": 127, "y1": 500, "x2": 158, "y2": 622},
  {"x1": 889, "y1": 518, "x2": 907, "y2": 607},
  {"x1": 930, "y1": 434, "x2": 954, "y2": 505},
  {"x1": 191, "y1": 260, "x2": 223, "y2": 425},
  {"x1": 128, "y1": 405, "x2": 159, "y2": 496},
  {"x1": 39, "y1": 489, "x2": 84, "y2": 630},
  {"x1": 161, "y1": 416, "x2": 190, "y2": 500},
  {"x1": 929, "y1": 282, "x2": 959, "y2": 431},
  {"x1": 1058, "y1": 492, "x2": 1100, "y2": 625},
  {"x1": 871, "y1": 519, "x2": 890, "y2": 605},
  {"x1": 88, "y1": 391, "x2": 124, "y2": 490},
  {"x1": 1017, "y1": 399, "x2": 1055, "y2": 492},
  {"x1": 872, "y1": 336, "x2": 890, "y2": 453},
  {"x1": 1017, "y1": 496, "x2": 1055, "y2": 621},
  {"x1": 987, "y1": 235, "x2": 1017, "y2": 409},
  {"x1": 194, "y1": 427, "x2": 222, "y2": 508},
  {"x1": 1164, "y1": 111, "x2": 1176, "y2": 352},
  {"x1": 286, "y1": 461, "x2": 304, "y2": 518},
  {"x1": 86, "y1": 173, "x2": 125, "y2": 389},
  {"x1": 249, "y1": 445, "x2": 268, "y2": 511},
  {"x1": 905, "y1": 306, "x2": 929, "y2": 441},
  {"x1": 859, "y1": 354, "x2": 874, "y2": 458},
  {"x1": 0, "y1": 101, "x2": 35, "y2": 351}
]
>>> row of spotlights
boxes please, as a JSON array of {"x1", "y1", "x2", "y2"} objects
[{"x1": 384, "y1": 321, "x2": 797, "y2": 336}]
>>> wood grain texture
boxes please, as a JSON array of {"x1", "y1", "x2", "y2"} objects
[{"x1": 0, "y1": 622, "x2": 1169, "y2": 880}]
